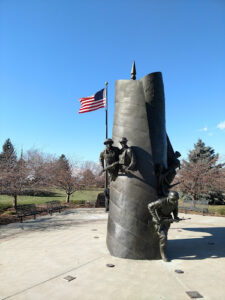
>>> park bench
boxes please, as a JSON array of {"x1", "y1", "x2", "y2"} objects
[
  {"x1": 179, "y1": 199, "x2": 209, "y2": 216},
  {"x1": 79, "y1": 200, "x2": 86, "y2": 207},
  {"x1": 45, "y1": 200, "x2": 63, "y2": 215},
  {"x1": 16, "y1": 204, "x2": 41, "y2": 223}
]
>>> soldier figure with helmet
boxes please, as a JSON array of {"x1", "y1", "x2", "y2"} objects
[
  {"x1": 148, "y1": 191, "x2": 181, "y2": 262},
  {"x1": 99, "y1": 137, "x2": 137, "y2": 180},
  {"x1": 99, "y1": 138, "x2": 120, "y2": 181},
  {"x1": 119, "y1": 137, "x2": 137, "y2": 173}
]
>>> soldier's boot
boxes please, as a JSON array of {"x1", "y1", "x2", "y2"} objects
[
  {"x1": 159, "y1": 229, "x2": 169, "y2": 262},
  {"x1": 160, "y1": 244, "x2": 169, "y2": 262}
]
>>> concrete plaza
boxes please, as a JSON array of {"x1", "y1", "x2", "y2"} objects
[{"x1": 0, "y1": 208, "x2": 225, "y2": 300}]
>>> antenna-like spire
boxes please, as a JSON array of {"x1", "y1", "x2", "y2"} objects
[
  {"x1": 20, "y1": 147, "x2": 23, "y2": 159},
  {"x1": 131, "y1": 61, "x2": 136, "y2": 80}
]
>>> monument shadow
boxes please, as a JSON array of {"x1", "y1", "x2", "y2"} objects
[{"x1": 167, "y1": 227, "x2": 225, "y2": 260}]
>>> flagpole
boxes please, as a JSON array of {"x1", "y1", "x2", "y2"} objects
[
  {"x1": 105, "y1": 82, "x2": 108, "y2": 139},
  {"x1": 104, "y1": 82, "x2": 109, "y2": 211}
]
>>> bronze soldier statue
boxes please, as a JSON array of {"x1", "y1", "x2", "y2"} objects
[
  {"x1": 155, "y1": 151, "x2": 181, "y2": 196},
  {"x1": 99, "y1": 138, "x2": 120, "y2": 181},
  {"x1": 155, "y1": 163, "x2": 167, "y2": 196},
  {"x1": 147, "y1": 191, "x2": 180, "y2": 262},
  {"x1": 118, "y1": 137, "x2": 137, "y2": 173},
  {"x1": 104, "y1": 187, "x2": 110, "y2": 212},
  {"x1": 165, "y1": 151, "x2": 181, "y2": 185}
]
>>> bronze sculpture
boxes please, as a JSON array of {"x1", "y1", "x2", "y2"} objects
[
  {"x1": 118, "y1": 137, "x2": 137, "y2": 173},
  {"x1": 99, "y1": 137, "x2": 137, "y2": 179},
  {"x1": 104, "y1": 62, "x2": 181, "y2": 260},
  {"x1": 147, "y1": 191, "x2": 180, "y2": 261},
  {"x1": 99, "y1": 138, "x2": 119, "y2": 181},
  {"x1": 104, "y1": 187, "x2": 110, "y2": 212}
]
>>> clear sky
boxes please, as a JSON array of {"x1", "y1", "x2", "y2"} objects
[{"x1": 0, "y1": 0, "x2": 225, "y2": 163}]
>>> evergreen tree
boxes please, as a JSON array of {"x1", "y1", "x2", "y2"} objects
[
  {"x1": 188, "y1": 139, "x2": 216, "y2": 164},
  {"x1": 0, "y1": 138, "x2": 17, "y2": 168},
  {"x1": 178, "y1": 139, "x2": 225, "y2": 203},
  {"x1": 57, "y1": 154, "x2": 70, "y2": 172}
]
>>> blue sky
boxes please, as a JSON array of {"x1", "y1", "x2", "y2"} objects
[{"x1": 0, "y1": 0, "x2": 225, "y2": 163}]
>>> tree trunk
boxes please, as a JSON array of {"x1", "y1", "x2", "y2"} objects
[
  {"x1": 66, "y1": 193, "x2": 71, "y2": 203},
  {"x1": 191, "y1": 194, "x2": 196, "y2": 207},
  {"x1": 14, "y1": 194, "x2": 18, "y2": 209}
]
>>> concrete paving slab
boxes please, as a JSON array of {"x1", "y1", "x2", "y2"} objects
[{"x1": 0, "y1": 209, "x2": 225, "y2": 300}]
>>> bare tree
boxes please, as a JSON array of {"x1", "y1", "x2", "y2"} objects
[
  {"x1": 0, "y1": 152, "x2": 29, "y2": 208},
  {"x1": 0, "y1": 139, "x2": 104, "y2": 208},
  {"x1": 95, "y1": 173, "x2": 104, "y2": 188},
  {"x1": 80, "y1": 161, "x2": 104, "y2": 188},
  {"x1": 53, "y1": 154, "x2": 81, "y2": 203},
  {"x1": 177, "y1": 140, "x2": 225, "y2": 204},
  {"x1": 80, "y1": 169, "x2": 96, "y2": 187},
  {"x1": 0, "y1": 146, "x2": 58, "y2": 208},
  {"x1": 25, "y1": 149, "x2": 56, "y2": 188},
  {"x1": 178, "y1": 157, "x2": 225, "y2": 204}
]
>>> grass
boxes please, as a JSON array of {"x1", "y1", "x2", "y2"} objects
[
  {"x1": 1, "y1": 189, "x2": 225, "y2": 217},
  {"x1": 0, "y1": 188, "x2": 103, "y2": 212},
  {"x1": 179, "y1": 198, "x2": 225, "y2": 217},
  {"x1": 208, "y1": 205, "x2": 225, "y2": 216}
]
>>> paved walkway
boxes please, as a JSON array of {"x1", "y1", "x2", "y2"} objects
[{"x1": 0, "y1": 208, "x2": 225, "y2": 300}]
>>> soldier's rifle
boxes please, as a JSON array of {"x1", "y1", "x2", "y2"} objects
[
  {"x1": 151, "y1": 217, "x2": 191, "y2": 233},
  {"x1": 160, "y1": 217, "x2": 191, "y2": 224},
  {"x1": 169, "y1": 181, "x2": 183, "y2": 188}
]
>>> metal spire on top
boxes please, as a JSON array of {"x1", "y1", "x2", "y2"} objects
[{"x1": 131, "y1": 61, "x2": 136, "y2": 80}]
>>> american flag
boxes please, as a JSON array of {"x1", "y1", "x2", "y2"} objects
[{"x1": 78, "y1": 88, "x2": 106, "y2": 113}]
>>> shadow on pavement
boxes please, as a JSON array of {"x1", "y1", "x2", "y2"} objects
[
  {"x1": 0, "y1": 209, "x2": 107, "y2": 239},
  {"x1": 168, "y1": 227, "x2": 225, "y2": 260}
]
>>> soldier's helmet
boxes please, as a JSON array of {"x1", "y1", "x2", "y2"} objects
[
  {"x1": 168, "y1": 191, "x2": 179, "y2": 201},
  {"x1": 119, "y1": 137, "x2": 128, "y2": 144},
  {"x1": 174, "y1": 151, "x2": 181, "y2": 158},
  {"x1": 104, "y1": 138, "x2": 114, "y2": 145}
]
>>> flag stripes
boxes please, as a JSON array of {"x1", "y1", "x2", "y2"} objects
[
  {"x1": 79, "y1": 101, "x2": 106, "y2": 113},
  {"x1": 78, "y1": 88, "x2": 106, "y2": 114}
]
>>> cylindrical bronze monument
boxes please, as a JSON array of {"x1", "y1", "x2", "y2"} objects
[{"x1": 106, "y1": 71, "x2": 167, "y2": 259}]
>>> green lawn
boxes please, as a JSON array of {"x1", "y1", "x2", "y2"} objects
[
  {"x1": 1, "y1": 190, "x2": 225, "y2": 217},
  {"x1": 0, "y1": 188, "x2": 103, "y2": 212},
  {"x1": 208, "y1": 205, "x2": 225, "y2": 216},
  {"x1": 179, "y1": 198, "x2": 225, "y2": 216}
]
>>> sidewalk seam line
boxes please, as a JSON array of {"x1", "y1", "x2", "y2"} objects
[{"x1": 2, "y1": 255, "x2": 105, "y2": 300}]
